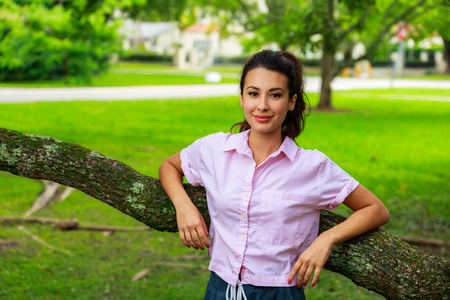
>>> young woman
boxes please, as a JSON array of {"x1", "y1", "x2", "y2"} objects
[{"x1": 159, "y1": 50, "x2": 389, "y2": 300}]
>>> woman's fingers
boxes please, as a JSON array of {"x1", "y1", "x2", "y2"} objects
[
  {"x1": 300, "y1": 265, "x2": 314, "y2": 287},
  {"x1": 185, "y1": 230, "x2": 196, "y2": 249},
  {"x1": 288, "y1": 257, "x2": 322, "y2": 288},
  {"x1": 190, "y1": 228, "x2": 204, "y2": 250},
  {"x1": 179, "y1": 226, "x2": 209, "y2": 250},
  {"x1": 296, "y1": 263, "x2": 308, "y2": 287},
  {"x1": 179, "y1": 230, "x2": 187, "y2": 247},
  {"x1": 197, "y1": 227, "x2": 210, "y2": 249},
  {"x1": 310, "y1": 266, "x2": 322, "y2": 287},
  {"x1": 176, "y1": 205, "x2": 210, "y2": 250},
  {"x1": 288, "y1": 260, "x2": 302, "y2": 284}
]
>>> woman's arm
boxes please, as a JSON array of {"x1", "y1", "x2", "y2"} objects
[
  {"x1": 159, "y1": 152, "x2": 210, "y2": 250},
  {"x1": 288, "y1": 184, "x2": 389, "y2": 287}
]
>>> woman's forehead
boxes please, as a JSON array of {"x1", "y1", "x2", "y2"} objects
[{"x1": 244, "y1": 68, "x2": 289, "y2": 89}]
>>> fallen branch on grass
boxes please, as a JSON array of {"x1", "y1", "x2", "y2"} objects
[
  {"x1": 23, "y1": 180, "x2": 74, "y2": 217},
  {"x1": 395, "y1": 235, "x2": 450, "y2": 248},
  {"x1": 132, "y1": 256, "x2": 209, "y2": 282},
  {"x1": 0, "y1": 216, "x2": 151, "y2": 232},
  {"x1": 17, "y1": 225, "x2": 74, "y2": 256}
]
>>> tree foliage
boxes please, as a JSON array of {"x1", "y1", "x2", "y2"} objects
[
  {"x1": 407, "y1": 1, "x2": 450, "y2": 73},
  {"x1": 0, "y1": 0, "x2": 143, "y2": 82},
  {"x1": 122, "y1": 0, "x2": 190, "y2": 22},
  {"x1": 196, "y1": 0, "x2": 447, "y2": 108}
]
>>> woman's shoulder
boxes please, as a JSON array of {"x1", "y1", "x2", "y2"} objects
[
  {"x1": 196, "y1": 131, "x2": 233, "y2": 143},
  {"x1": 188, "y1": 131, "x2": 233, "y2": 148},
  {"x1": 296, "y1": 148, "x2": 330, "y2": 163}
]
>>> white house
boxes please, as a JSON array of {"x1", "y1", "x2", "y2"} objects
[
  {"x1": 176, "y1": 23, "x2": 221, "y2": 68},
  {"x1": 119, "y1": 20, "x2": 180, "y2": 55},
  {"x1": 119, "y1": 20, "x2": 245, "y2": 68}
]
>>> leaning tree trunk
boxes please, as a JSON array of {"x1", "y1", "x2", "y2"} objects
[{"x1": 0, "y1": 128, "x2": 448, "y2": 299}]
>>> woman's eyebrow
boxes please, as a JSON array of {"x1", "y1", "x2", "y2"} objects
[
  {"x1": 268, "y1": 87, "x2": 285, "y2": 92},
  {"x1": 246, "y1": 86, "x2": 285, "y2": 92}
]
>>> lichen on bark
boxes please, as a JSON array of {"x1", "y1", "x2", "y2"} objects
[{"x1": 0, "y1": 127, "x2": 448, "y2": 299}]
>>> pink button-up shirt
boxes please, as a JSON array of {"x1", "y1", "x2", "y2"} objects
[{"x1": 180, "y1": 130, "x2": 359, "y2": 287}]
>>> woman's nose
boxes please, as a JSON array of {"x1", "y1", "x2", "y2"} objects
[{"x1": 257, "y1": 96, "x2": 269, "y2": 110}]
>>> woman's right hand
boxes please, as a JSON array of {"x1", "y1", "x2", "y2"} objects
[
  {"x1": 159, "y1": 152, "x2": 210, "y2": 250},
  {"x1": 176, "y1": 200, "x2": 210, "y2": 250}
]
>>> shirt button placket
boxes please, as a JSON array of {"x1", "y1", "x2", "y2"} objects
[{"x1": 235, "y1": 166, "x2": 254, "y2": 277}]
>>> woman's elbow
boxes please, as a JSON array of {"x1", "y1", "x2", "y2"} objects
[
  {"x1": 158, "y1": 160, "x2": 168, "y2": 177},
  {"x1": 379, "y1": 204, "x2": 390, "y2": 226}
]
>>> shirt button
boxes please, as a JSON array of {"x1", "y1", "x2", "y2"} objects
[
  {"x1": 244, "y1": 193, "x2": 249, "y2": 198},
  {"x1": 240, "y1": 236, "x2": 245, "y2": 241},
  {"x1": 237, "y1": 258, "x2": 241, "y2": 263},
  {"x1": 242, "y1": 214, "x2": 246, "y2": 219}
]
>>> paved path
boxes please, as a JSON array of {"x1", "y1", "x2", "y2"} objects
[{"x1": 1, "y1": 77, "x2": 449, "y2": 103}]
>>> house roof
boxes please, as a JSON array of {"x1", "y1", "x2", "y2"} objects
[
  {"x1": 183, "y1": 23, "x2": 220, "y2": 33},
  {"x1": 120, "y1": 20, "x2": 178, "y2": 39}
]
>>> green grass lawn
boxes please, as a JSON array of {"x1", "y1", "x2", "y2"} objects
[
  {"x1": 0, "y1": 90, "x2": 449, "y2": 299},
  {"x1": 0, "y1": 62, "x2": 239, "y2": 88}
]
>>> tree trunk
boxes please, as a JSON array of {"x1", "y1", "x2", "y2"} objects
[
  {"x1": 317, "y1": 0, "x2": 338, "y2": 110},
  {"x1": 0, "y1": 127, "x2": 448, "y2": 299},
  {"x1": 443, "y1": 38, "x2": 450, "y2": 74},
  {"x1": 318, "y1": 51, "x2": 337, "y2": 109}
]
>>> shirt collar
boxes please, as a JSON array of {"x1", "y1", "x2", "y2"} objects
[
  {"x1": 223, "y1": 130, "x2": 251, "y2": 155},
  {"x1": 223, "y1": 130, "x2": 298, "y2": 162}
]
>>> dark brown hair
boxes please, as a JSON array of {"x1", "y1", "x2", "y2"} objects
[{"x1": 231, "y1": 50, "x2": 309, "y2": 139}]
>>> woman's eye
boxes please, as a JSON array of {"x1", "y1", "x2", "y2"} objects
[
  {"x1": 270, "y1": 93, "x2": 281, "y2": 98},
  {"x1": 248, "y1": 92, "x2": 258, "y2": 97}
]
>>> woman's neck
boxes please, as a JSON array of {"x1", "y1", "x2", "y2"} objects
[{"x1": 248, "y1": 130, "x2": 284, "y2": 166}]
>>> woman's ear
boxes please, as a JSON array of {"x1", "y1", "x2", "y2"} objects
[
  {"x1": 289, "y1": 94, "x2": 297, "y2": 111},
  {"x1": 240, "y1": 94, "x2": 244, "y2": 108}
]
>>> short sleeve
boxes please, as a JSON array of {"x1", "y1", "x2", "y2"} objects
[
  {"x1": 316, "y1": 152, "x2": 359, "y2": 210},
  {"x1": 180, "y1": 137, "x2": 206, "y2": 186}
]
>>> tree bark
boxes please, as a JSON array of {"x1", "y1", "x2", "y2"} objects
[
  {"x1": 443, "y1": 38, "x2": 450, "y2": 74},
  {"x1": 318, "y1": 52, "x2": 337, "y2": 109},
  {"x1": 1, "y1": 127, "x2": 449, "y2": 299},
  {"x1": 317, "y1": 0, "x2": 338, "y2": 110}
]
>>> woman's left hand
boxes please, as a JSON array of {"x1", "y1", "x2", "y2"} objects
[{"x1": 287, "y1": 234, "x2": 334, "y2": 288}]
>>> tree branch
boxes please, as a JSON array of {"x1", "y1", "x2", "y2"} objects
[
  {"x1": 1, "y1": 127, "x2": 448, "y2": 299},
  {"x1": 337, "y1": 0, "x2": 428, "y2": 75},
  {"x1": 365, "y1": 0, "x2": 427, "y2": 59},
  {"x1": 340, "y1": 2, "x2": 375, "y2": 40}
]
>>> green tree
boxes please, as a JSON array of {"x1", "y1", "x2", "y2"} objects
[
  {"x1": 0, "y1": 0, "x2": 144, "y2": 82},
  {"x1": 122, "y1": 0, "x2": 190, "y2": 22},
  {"x1": 198, "y1": 0, "x2": 442, "y2": 109},
  {"x1": 409, "y1": 4, "x2": 450, "y2": 73}
]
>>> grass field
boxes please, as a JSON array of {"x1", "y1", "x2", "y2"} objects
[
  {"x1": 0, "y1": 89, "x2": 449, "y2": 299},
  {"x1": 0, "y1": 62, "x2": 240, "y2": 88}
]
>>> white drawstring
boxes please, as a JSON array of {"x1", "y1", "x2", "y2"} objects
[{"x1": 226, "y1": 279, "x2": 247, "y2": 300}]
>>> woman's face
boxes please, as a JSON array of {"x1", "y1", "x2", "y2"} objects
[{"x1": 240, "y1": 68, "x2": 296, "y2": 137}]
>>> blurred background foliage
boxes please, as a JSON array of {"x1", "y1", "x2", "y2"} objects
[
  {"x1": 0, "y1": 0, "x2": 126, "y2": 81},
  {"x1": 1, "y1": 0, "x2": 448, "y2": 83}
]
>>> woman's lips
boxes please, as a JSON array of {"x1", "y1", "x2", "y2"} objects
[{"x1": 254, "y1": 115, "x2": 273, "y2": 122}]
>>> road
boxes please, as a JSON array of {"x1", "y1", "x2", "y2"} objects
[{"x1": 0, "y1": 77, "x2": 449, "y2": 103}]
